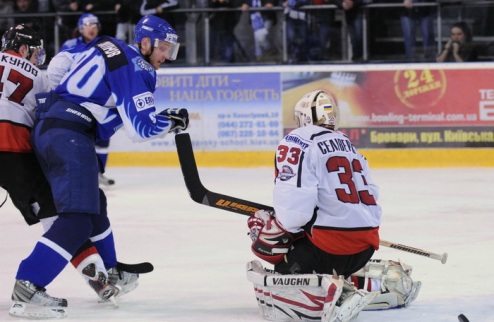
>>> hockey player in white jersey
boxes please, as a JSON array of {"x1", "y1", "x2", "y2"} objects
[
  {"x1": 10, "y1": 15, "x2": 189, "y2": 319},
  {"x1": 0, "y1": 24, "x2": 50, "y2": 227},
  {"x1": 246, "y1": 90, "x2": 421, "y2": 321}
]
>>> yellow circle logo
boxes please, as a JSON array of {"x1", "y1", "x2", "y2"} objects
[{"x1": 394, "y1": 69, "x2": 447, "y2": 109}]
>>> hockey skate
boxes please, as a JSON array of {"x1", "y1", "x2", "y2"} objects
[
  {"x1": 83, "y1": 263, "x2": 119, "y2": 305},
  {"x1": 108, "y1": 266, "x2": 139, "y2": 298},
  {"x1": 10, "y1": 280, "x2": 68, "y2": 319},
  {"x1": 98, "y1": 173, "x2": 115, "y2": 187}
]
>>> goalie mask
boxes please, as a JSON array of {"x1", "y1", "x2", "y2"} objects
[
  {"x1": 2, "y1": 24, "x2": 45, "y2": 65},
  {"x1": 294, "y1": 90, "x2": 339, "y2": 129}
]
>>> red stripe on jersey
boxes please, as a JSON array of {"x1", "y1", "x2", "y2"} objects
[
  {"x1": 71, "y1": 246, "x2": 99, "y2": 268},
  {"x1": 308, "y1": 227, "x2": 380, "y2": 255},
  {"x1": 0, "y1": 122, "x2": 32, "y2": 152}
]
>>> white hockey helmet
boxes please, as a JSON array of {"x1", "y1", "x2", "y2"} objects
[{"x1": 294, "y1": 90, "x2": 339, "y2": 129}]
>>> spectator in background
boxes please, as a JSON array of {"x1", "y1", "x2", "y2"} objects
[
  {"x1": 0, "y1": 1, "x2": 14, "y2": 35},
  {"x1": 13, "y1": 0, "x2": 56, "y2": 60},
  {"x1": 115, "y1": 0, "x2": 142, "y2": 43},
  {"x1": 241, "y1": 0, "x2": 278, "y2": 62},
  {"x1": 337, "y1": 0, "x2": 364, "y2": 62},
  {"x1": 140, "y1": 0, "x2": 179, "y2": 28},
  {"x1": 436, "y1": 21, "x2": 478, "y2": 62},
  {"x1": 209, "y1": 0, "x2": 238, "y2": 63},
  {"x1": 53, "y1": 0, "x2": 80, "y2": 41},
  {"x1": 14, "y1": 0, "x2": 37, "y2": 28},
  {"x1": 283, "y1": 0, "x2": 309, "y2": 63},
  {"x1": 399, "y1": 0, "x2": 435, "y2": 61},
  {"x1": 308, "y1": 0, "x2": 338, "y2": 61}
]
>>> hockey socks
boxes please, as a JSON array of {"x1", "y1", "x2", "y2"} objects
[
  {"x1": 17, "y1": 213, "x2": 93, "y2": 286},
  {"x1": 16, "y1": 239, "x2": 70, "y2": 287}
]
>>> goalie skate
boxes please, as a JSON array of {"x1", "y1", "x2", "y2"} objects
[{"x1": 9, "y1": 280, "x2": 68, "y2": 319}]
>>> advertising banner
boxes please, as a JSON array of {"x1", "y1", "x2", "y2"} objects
[
  {"x1": 111, "y1": 65, "x2": 494, "y2": 152},
  {"x1": 111, "y1": 71, "x2": 282, "y2": 152},
  {"x1": 281, "y1": 68, "x2": 494, "y2": 148}
]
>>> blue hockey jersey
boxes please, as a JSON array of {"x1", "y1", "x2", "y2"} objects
[{"x1": 53, "y1": 36, "x2": 173, "y2": 142}]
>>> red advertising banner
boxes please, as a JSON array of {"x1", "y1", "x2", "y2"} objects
[{"x1": 281, "y1": 68, "x2": 494, "y2": 148}]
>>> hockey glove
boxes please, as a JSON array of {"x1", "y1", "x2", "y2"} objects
[
  {"x1": 247, "y1": 209, "x2": 274, "y2": 242},
  {"x1": 160, "y1": 108, "x2": 189, "y2": 133},
  {"x1": 248, "y1": 210, "x2": 293, "y2": 265}
]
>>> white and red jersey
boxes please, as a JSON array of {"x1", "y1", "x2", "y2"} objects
[
  {"x1": 273, "y1": 125, "x2": 381, "y2": 255},
  {"x1": 0, "y1": 51, "x2": 49, "y2": 153}
]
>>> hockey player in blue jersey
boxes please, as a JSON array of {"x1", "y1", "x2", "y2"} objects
[
  {"x1": 10, "y1": 15, "x2": 189, "y2": 318},
  {"x1": 60, "y1": 13, "x2": 101, "y2": 52},
  {"x1": 60, "y1": 13, "x2": 116, "y2": 187}
]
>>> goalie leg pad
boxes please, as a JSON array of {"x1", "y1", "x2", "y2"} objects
[
  {"x1": 246, "y1": 260, "x2": 377, "y2": 321},
  {"x1": 321, "y1": 277, "x2": 377, "y2": 322},
  {"x1": 352, "y1": 259, "x2": 421, "y2": 310},
  {"x1": 247, "y1": 260, "x2": 327, "y2": 321}
]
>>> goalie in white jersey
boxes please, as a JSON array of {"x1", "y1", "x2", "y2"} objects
[{"x1": 246, "y1": 90, "x2": 421, "y2": 321}]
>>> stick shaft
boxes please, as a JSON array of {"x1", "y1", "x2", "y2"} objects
[
  {"x1": 175, "y1": 133, "x2": 447, "y2": 264},
  {"x1": 379, "y1": 239, "x2": 448, "y2": 264}
]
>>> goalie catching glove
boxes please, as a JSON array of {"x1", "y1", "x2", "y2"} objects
[
  {"x1": 247, "y1": 210, "x2": 293, "y2": 265},
  {"x1": 160, "y1": 108, "x2": 189, "y2": 133}
]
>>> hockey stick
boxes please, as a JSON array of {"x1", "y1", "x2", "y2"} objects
[
  {"x1": 116, "y1": 261, "x2": 154, "y2": 274},
  {"x1": 175, "y1": 133, "x2": 448, "y2": 264}
]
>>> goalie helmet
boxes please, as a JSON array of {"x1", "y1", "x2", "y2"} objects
[
  {"x1": 294, "y1": 90, "x2": 339, "y2": 129},
  {"x1": 2, "y1": 24, "x2": 45, "y2": 65},
  {"x1": 77, "y1": 13, "x2": 100, "y2": 32},
  {"x1": 133, "y1": 15, "x2": 179, "y2": 60}
]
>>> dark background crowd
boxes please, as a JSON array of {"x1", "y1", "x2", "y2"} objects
[{"x1": 0, "y1": 0, "x2": 493, "y2": 66}]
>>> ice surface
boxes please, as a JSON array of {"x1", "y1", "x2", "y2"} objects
[{"x1": 0, "y1": 167, "x2": 492, "y2": 321}]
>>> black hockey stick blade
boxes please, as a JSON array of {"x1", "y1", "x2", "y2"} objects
[
  {"x1": 175, "y1": 133, "x2": 273, "y2": 216},
  {"x1": 116, "y1": 261, "x2": 154, "y2": 274},
  {"x1": 458, "y1": 314, "x2": 470, "y2": 322}
]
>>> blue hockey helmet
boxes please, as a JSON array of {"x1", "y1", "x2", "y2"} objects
[
  {"x1": 133, "y1": 15, "x2": 179, "y2": 60},
  {"x1": 78, "y1": 13, "x2": 100, "y2": 32}
]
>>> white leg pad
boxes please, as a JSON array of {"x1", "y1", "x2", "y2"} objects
[
  {"x1": 352, "y1": 259, "x2": 422, "y2": 310},
  {"x1": 246, "y1": 260, "x2": 378, "y2": 321}
]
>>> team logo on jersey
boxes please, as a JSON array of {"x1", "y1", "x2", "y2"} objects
[
  {"x1": 277, "y1": 165, "x2": 296, "y2": 181},
  {"x1": 133, "y1": 92, "x2": 155, "y2": 111},
  {"x1": 132, "y1": 57, "x2": 154, "y2": 72}
]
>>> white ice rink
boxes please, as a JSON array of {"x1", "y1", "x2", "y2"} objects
[{"x1": 0, "y1": 166, "x2": 493, "y2": 321}]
